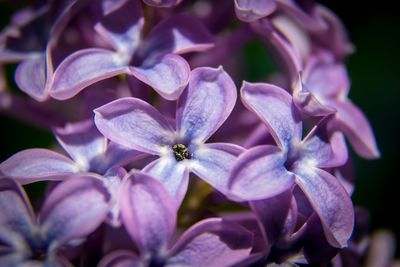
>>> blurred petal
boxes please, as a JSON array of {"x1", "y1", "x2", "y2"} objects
[
  {"x1": 15, "y1": 55, "x2": 48, "y2": 101},
  {"x1": 143, "y1": 0, "x2": 181, "y2": 7},
  {"x1": 0, "y1": 178, "x2": 34, "y2": 246},
  {"x1": 49, "y1": 48, "x2": 128, "y2": 100},
  {"x1": 294, "y1": 166, "x2": 354, "y2": 248},
  {"x1": 120, "y1": 171, "x2": 176, "y2": 255},
  {"x1": 168, "y1": 218, "x2": 252, "y2": 267},
  {"x1": 228, "y1": 145, "x2": 295, "y2": 201},
  {"x1": 241, "y1": 82, "x2": 302, "y2": 148},
  {"x1": 234, "y1": 0, "x2": 277, "y2": 22},
  {"x1": 94, "y1": 97, "x2": 175, "y2": 154},
  {"x1": 0, "y1": 149, "x2": 79, "y2": 181},
  {"x1": 98, "y1": 142, "x2": 144, "y2": 174},
  {"x1": 39, "y1": 175, "x2": 111, "y2": 250},
  {"x1": 177, "y1": 66, "x2": 237, "y2": 144},
  {"x1": 99, "y1": 250, "x2": 141, "y2": 267},
  {"x1": 54, "y1": 120, "x2": 106, "y2": 172},
  {"x1": 190, "y1": 143, "x2": 244, "y2": 194},
  {"x1": 95, "y1": 0, "x2": 143, "y2": 54},
  {"x1": 143, "y1": 158, "x2": 189, "y2": 206},
  {"x1": 329, "y1": 99, "x2": 380, "y2": 159},
  {"x1": 129, "y1": 53, "x2": 190, "y2": 100},
  {"x1": 142, "y1": 14, "x2": 214, "y2": 55}
]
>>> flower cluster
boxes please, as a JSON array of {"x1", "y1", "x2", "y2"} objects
[{"x1": 0, "y1": 0, "x2": 379, "y2": 266}]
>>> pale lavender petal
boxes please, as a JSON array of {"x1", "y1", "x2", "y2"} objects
[
  {"x1": 99, "y1": 142, "x2": 144, "y2": 174},
  {"x1": 143, "y1": 0, "x2": 181, "y2": 7},
  {"x1": 0, "y1": 149, "x2": 79, "y2": 180},
  {"x1": 95, "y1": 0, "x2": 143, "y2": 54},
  {"x1": 15, "y1": 55, "x2": 48, "y2": 101},
  {"x1": 0, "y1": 178, "x2": 34, "y2": 246},
  {"x1": 143, "y1": 158, "x2": 189, "y2": 206},
  {"x1": 329, "y1": 99, "x2": 380, "y2": 159},
  {"x1": 177, "y1": 66, "x2": 237, "y2": 144},
  {"x1": 94, "y1": 97, "x2": 175, "y2": 154},
  {"x1": 228, "y1": 145, "x2": 295, "y2": 201},
  {"x1": 190, "y1": 143, "x2": 244, "y2": 195},
  {"x1": 103, "y1": 167, "x2": 127, "y2": 228},
  {"x1": 234, "y1": 0, "x2": 277, "y2": 22},
  {"x1": 49, "y1": 48, "x2": 128, "y2": 100},
  {"x1": 241, "y1": 81, "x2": 302, "y2": 148},
  {"x1": 119, "y1": 171, "x2": 176, "y2": 255},
  {"x1": 294, "y1": 166, "x2": 354, "y2": 248},
  {"x1": 39, "y1": 175, "x2": 111, "y2": 250},
  {"x1": 54, "y1": 120, "x2": 106, "y2": 172},
  {"x1": 167, "y1": 218, "x2": 252, "y2": 267},
  {"x1": 141, "y1": 14, "x2": 214, "y2": 55},
  {"x1": 129, "y1": 53, "x2": 190, "y2": 100},
  {"x1": 99, "y1": 250, "x2": 141, "y2": 267}
]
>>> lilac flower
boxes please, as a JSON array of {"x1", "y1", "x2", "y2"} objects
[
  {"x1": 48, "y1": 0, "x2": 214, "y2": 100},
  {"x1": 0, "y1": 176, "x2": 111, "y2": 266},
  {"x1": 293, "y1": 52, "x2": 380, "y2": 159},
  {"x1": 94, "y1": 66, "x2": 243, "y2": 206},
  {"x1": 228, "y1": 82, "x2": 354, "y2": 248},
  {"x1": 99, "y1": 171, "x2": 253, "y2": 267}
]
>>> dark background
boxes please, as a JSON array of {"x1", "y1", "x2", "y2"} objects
[{"x1": 1, "y1": 0, "x2": 399, "y2": 257}]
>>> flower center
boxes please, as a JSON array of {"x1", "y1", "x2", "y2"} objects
[{"x1": 171, "y1": 144, "x2": 191, "y2": 161}]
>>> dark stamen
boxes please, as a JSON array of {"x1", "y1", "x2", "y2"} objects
[{"x1": 172, "y1": 144, "x2": 191, "y2": 161}]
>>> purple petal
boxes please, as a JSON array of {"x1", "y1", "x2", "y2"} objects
[
  {"x1": 177, "y1": 66, "x2": 237, "y2": 144},
  {"x1": 39, "y1": 175, "x2": 111, "y2": 249},
  {"x1": 294, "y1": 166, "x2": 354, "y2": 248},
  {"x1": 129, "y1": 53, "x2": 190, "y2": 100},
  {"x1": 329, "y1": 99, "x2": 380, "y2": 159},
  {"x1": 99, "y1": 250, "x2": 141, "y2": 267},
  {"x1": 228, "y1": 145, "x2": 295, "y2": 201},
  {"x1": 234, "y1": 0, "x2": 277, "y2": 22},
  {"x1": 54, "y1": 120, "x2": 106, "y2": 172},
  {"x1": 49, "y1": 48, "x2": 128, "y2": 100},
  {"x1": 142, "y1": 0, "x2": 181, "y2": 7},
  {"x1": 15, "y1": 55, "x2": 48, "y2": 101},
  {"x1": 168, "y1": 218, "x2": 252, "y2": 267},
  {"x1": 141, "y1": 14, "x2": 214, "y2": 55},
  {"x1": 0, "y1": 178, "x2": 35, "y2": 246},
  {"x1": 241, "y1": 81, "x2": 302, "y2": 148},
  {"x1": 95, "y1": 0, "x2": 143, "y2": 54},
  {"x1": 119, "y1": 171, "x2": 177, "y2": 255},
  {"x1": 190, "y1": 143, "x2": 244, "y2": 195},
  {"x1": 143, "y1": 158, "x2": 190, "y2": 206},
  {"x1": 94, "y1": 97, "x2": 175, "y2": 154},
  {"x1": 0, "y1": 149, "x2": 78, "y2": 182}
]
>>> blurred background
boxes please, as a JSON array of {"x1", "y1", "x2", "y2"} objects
[{"x1": 1, "y1": 0, "x2": 399, "y2": 257}]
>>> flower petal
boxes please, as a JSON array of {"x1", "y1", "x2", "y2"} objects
[
  {"x1": 49, "y1": 48, "x2": 128, "y2": 100},
  {"x1": 129, "y1": 53, "x2": 190, "y2": 100},
  {"x1": 0, "y1": 178, "x2": 35, "y2": 246},
  {"x1": 190, "y1": 143, "x2": 244, "y2": 195},
  {"x1": 39, "y1": 175, "x2": 111, "y2": 250},
  {"x1": 94, "y1": 97, "x2": 175, "y2": 154},
  {"x1": 241, "y1": 81, "x2": 302, "y2": 148},
  {"x1": 329, "y1": 99, "x2": 380, "y2": 159},
  {"x1": 142, "y1": 0, "x2": 181, "y2": 7},
  {"x1": 99, "y1": 250, "x2": 141, "y2": 267},
  {"x1": 0, "y1": 149, "x2": 78, "y2": 183},
  {"x1": 54, "y1": 120, "x2": 107, "y2": 173},
  {"x1": 228, "y1": 145, "x2": 295, "y2": 201},
  {"x1": 234, "y1": 0, "x2": 277, "y2": 22},
  {"x1": 177, "y1": 66, "x2": 237, "y2": 144},
  {"x1": 15, "y1": 55, "x2": 48, "y2": 101},
  {"x1": 119, "y1": 171, "x2": 177, "y2": 255},
  {"x1": 167, "y1": 218, "x2": 252, "y2": 267},
  {"x1": 143, "y1": 158, "x2": 190, "y2": 207},
  {"x1": 294, "y1": 166, "x2": 354, "y2": 248}
]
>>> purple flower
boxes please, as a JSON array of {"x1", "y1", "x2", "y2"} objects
[
  {"x1": 0, "y1": 176, "x2": 111, "y2": 265},
  {"x1": 94, "y1": 66, "x2": 243, "y2": 206},
  {"x1": 99, "y1": 171, "x2": 253, "y2": 267},
  {"x1": 228, "y1": 82, "x2": 354, "y2": 248},
  {"x1": 48, "y1": 0, "x2": 214, "y2": 100}
]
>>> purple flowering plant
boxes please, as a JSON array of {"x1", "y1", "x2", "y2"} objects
[{"x1": 0, "y1": 0, "x2": 382, "y2": 266}]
